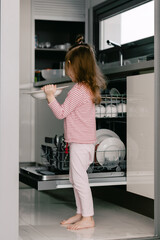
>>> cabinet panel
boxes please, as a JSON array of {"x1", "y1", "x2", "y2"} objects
[
  {"x1": 32, "y1": 0, "x2": 85, "y2": 21},
  {"x1": 127, "y1": 73, "x2": 154, "y2": 199}
]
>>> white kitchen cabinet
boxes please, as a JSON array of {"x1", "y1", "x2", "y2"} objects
[
  {"x1": 32, "y1": 0, "x2": 85, "y2": 22},
  {"x1": 127, "y1": 73, "x2": 154, "y2": 199}
]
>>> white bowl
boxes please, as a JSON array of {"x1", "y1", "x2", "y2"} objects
[
  {"x1": 105, "y1": 104, "x2": 118, "y2": 117},
  {"x1": 30, "y1": 90, "x2": 46, "y2": 99},
  {"x1": 30, "y1": 89, "x2": 62, "y2": 99},
  {"x1": 54, "y1": 44, "x2": 66, "y2": 50},
  {"x1": 95, "y1": 105, "x2": 105, "y2": 118},
  {"x1": 24, "y1": 86, "x2": 69, "y2": 100},
  {"x1": 41, "y1": 69, "x2": 62, "y2": 81},
  {"x1": 117, "y1": 103, "x2": 127, "y2": 113}
]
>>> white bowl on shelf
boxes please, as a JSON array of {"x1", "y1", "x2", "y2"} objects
[{"x1": 41, "y1": 69, "x2": 62, "y2": 81}]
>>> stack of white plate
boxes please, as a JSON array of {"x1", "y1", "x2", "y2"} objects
[{"x1": 96, "y1": 129, "x2": 125, "y2": 166}]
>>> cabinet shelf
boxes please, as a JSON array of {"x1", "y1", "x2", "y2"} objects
[
  {"x1": 34, "y1": 19, "x2": 85, "y2": 81},
  {"x1": 33, "y1": 77, "x2": 71, "y2": 88},
  {"x1": 35, "y1": 48, "x2": 66, "y2": 52}
]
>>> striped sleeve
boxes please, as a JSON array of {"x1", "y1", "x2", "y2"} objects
[{"x1": 48, "y1": 85, "x2": 84, "y2": 119}]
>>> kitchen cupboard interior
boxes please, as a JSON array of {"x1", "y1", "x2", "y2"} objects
[
  {"x1": 34, "y1": 20, "x2": 85, "y2": 86},
  {"x1": 19, "y1": 0, "x2": 156, "y2": 239}
]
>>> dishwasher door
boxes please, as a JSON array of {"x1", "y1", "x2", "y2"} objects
[
  {"x1": 20, "y1": 89, "x2": 127, "y2": 191},
  {"x1": 19, "y1": 165, "x2": 126, "y2": 191}
]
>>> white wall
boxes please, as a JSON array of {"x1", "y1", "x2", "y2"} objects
[
  {"x1": 0, "y1": 0, "x2": 19, "y2": 239},
  {"x1": 20, "y1": 0, "x2": 32, "y2": 85},
  {"x1": 154, "y1": 0, "x2": 160, "y2": 235},
  {"x1": 99, "y1": 15, "x2": 121, "y2": 50}
]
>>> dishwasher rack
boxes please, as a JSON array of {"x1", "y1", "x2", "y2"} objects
[
  {"x1": 95, "y1": 94, "x2": 126, "y2": 118},
  {"x1": 40, "y1": 145, "x2": 126, "y2": 174},
  {"x1": 19, "y1": 93, "x2": 127, "y2": 190},
  {"x1": 39, "y1": 93, "x2": 127, "y2": 174},
  {"x1": 19, "y1": 141, "x2": 126, "y2": 190}
]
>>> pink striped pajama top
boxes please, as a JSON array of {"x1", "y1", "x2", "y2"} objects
[{"x1": 48, "y1": 83, "x2": 96, "y2": 144}]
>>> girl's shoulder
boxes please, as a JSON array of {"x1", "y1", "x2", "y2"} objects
[
  {"x1": 70, "y1": 83, "x2": 85, "y2": 93},
  {"x1": 76, "y1": 83, "x2": 89, "y2": 92},
  {"x1": 69, "y1": 83, "x2": 91, "y2": 99},
  {"x1": 67, "y1": 83, "x2": 83, "y2": 97}
]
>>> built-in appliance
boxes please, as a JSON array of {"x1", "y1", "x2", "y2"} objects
[{"x1": 20, "y1": 91, "x2": 127, "y2": 190}]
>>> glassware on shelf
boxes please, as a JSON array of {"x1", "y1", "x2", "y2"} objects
[{"x1": 35, "y1": 35, "x2": 38, "y2": 48}]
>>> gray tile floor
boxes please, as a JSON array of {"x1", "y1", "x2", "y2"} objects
[{"x1": 19, "y1": 188, "x2": 154, "y2": 240}]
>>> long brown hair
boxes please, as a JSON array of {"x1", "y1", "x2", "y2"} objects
[{"x1": 65, "y1": 41, "x2": 106, "y2": 104}]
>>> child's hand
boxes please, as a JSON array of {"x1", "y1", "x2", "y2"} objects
[{"x1": 41, "y1": 84, "x2": 57, "y2": 103}]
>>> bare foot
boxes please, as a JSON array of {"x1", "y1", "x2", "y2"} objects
[
  {"x1": 60, "y1": 214, "x2": 82, "y2": 225},
  {"x1": 67, "y1": 216, "x2": 95, "y2": 230}
]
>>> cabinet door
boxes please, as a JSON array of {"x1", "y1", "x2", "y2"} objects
[
  {"x1": 32, "y1": 0, "x2": 85, "y2": 22},
  {"x1": 127, "y1": 73, "x2": 154, "y2": 199}
]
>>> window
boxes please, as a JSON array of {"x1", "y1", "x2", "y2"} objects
[{"x1": 99, "y1": 1, "x2": 154, "y2": 50}]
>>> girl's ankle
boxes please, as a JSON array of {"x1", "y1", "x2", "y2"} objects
[
  {"x1": 76, "y1": 213, "x2": 82, "y2": 217},
  {"x1": 82, "y1": 216, "x2": 94, "y2": 221}
]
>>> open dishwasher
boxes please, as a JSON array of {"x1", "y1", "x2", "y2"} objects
[{"x1": 19, "y1": 91, "x2": 127, "y2": 190}]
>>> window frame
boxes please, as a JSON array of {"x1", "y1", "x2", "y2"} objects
[{"x1": 93, "y1": 0, "x2": 153, "y2": 59}]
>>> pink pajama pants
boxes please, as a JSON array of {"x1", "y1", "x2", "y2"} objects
[{"x1": 69, "y1": 143, "x2": 95, "y2": 217}]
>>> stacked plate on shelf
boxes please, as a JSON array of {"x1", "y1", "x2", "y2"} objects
[{"x1": 96, "y1": 129, "x2": 125, "y2": 168}]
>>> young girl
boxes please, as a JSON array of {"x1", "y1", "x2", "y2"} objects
[{"x1": 42, "y1": 38, "x2": 106, "y2": 230}]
